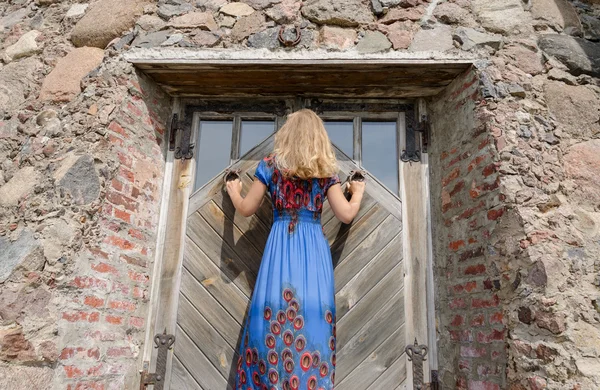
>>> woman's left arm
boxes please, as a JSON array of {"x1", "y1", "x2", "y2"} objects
[{"x1": 226, "y1": 179, "x2": 267, "y2": 217}]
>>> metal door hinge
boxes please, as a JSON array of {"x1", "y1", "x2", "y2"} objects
[
  {"x1": 415, "y1": 115, "x2": 430, "y2": 154},
  {"x1": 407, "y1": 339, "x2": 440, "y2": 390},
  {"x1": 169, "y1": 113, "x2": 194, "y2": 160},
  {"x1": 139, "y1": 330, "x2": 175, "y2": 390}
]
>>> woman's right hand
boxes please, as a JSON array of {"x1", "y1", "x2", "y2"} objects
[{"x1": 348, "y1": 180, "x2": 366, "y2": 196}]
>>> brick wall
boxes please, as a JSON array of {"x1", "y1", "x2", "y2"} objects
[
  {"x1": 56, "y1": 72, "x2": 171, "y2": 390},
  {"x1": 429, "y1": 68, "x2": 507, "y2": 390}
]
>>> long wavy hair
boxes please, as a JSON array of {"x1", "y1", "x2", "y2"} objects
[{"x1": 273, "y1": 109, "x2": 338, "y2": 179}]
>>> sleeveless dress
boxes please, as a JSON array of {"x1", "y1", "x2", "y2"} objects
[{"x1": 235, "y1": 154, "x2": 340, "y2": 390}]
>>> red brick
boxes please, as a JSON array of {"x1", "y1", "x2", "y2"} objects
[
  {"x1": 86, "y1": 363, "x2": 103, "y2": 377},
  {"x1": 121, "y1": 254, "x2": 147, "y2": 268},
  {"x1": 131, "y1": 186, "x2": 141, "y2": 199},
  {"x1": 450, "y1": 298, "x2": 467, "y2": 309},
  {"x1": 449, "y1": 180, "x2": 465, "y2": 197},
  {"x1": 91, "y1": 262, "x2": 118, "y2": 276},
  {"x1": 450, "y1": 315, "x2": 464, "y2": 327},
  {"x1": 128, "y1": 228, "x2": 144, "y2": 240},
  {"x1": 487, "y1": 207, "x2": 504, "y2": 221},
  {"x1": 477, "y1": 328, "x2": 505, "y2": 343},
  {"x1": 458, "y1": 201, "x2": 485, "y2": 220},
  {"x1": 472, "y1": 294, "x2": 500, "y2": 309},
  {"x1": 64, "y1": 365, "x2": 84, "y2": 378},
  {"x1": 117, "y1": 151, "x2": 133, "y2": 168},
  {"x1": 468, "y1": 155, "x2": 487, "y2": 172},
  {"x1": 67, "y1": 381, "x2": 106, "y2": 390},
  {"x1": 459, "y1": 359, "x2": 471, "y2": 371},
  {"x1": 118, "y1": 166, "x2": 135, "y2": 183},
  {"x1": 449, "y1": 240, "x2": 466, "y2": 251},
  {"x1": 478, "y1": 138, "x2": 490, "y2": 150},
  {"x1": 441, "y1": 151, "x2": 449, "y2": 160},
  {"x1": 108, "y1": 121, "x2": 127, "y2": 138},
  {"x1": 126, "y1": 101, "x2": 143, "y2": 118},
  {"x1": 128, "y1": 270, "x2": 149, "y2": 284},
  {"x1": 106, "y1": 346, "x2": 133, "y2": 358},
  {"x1": 460, "y1": 346, "x2": 487, "y2": 358},
  {"x1": 471, "y1": 313, "x2": 485, "y2": 327},
  {"x1": 464, "y1": 264, "x2": 486, "y2": 275},
  {"x1": 468, "y1": 380, "x2": 500, "y2": 390},
  {"x1": 62, "y1": 312, "x2": 100, "y2": 323},
  {"x1": 113, "y1": 208, "x2": 131, "y2": 223},
  {"x1": 442, "y1": 168, "x2": 461, "y2": 187},
  {"x1": 132, "y1": 287, "x2": 148, "y2": 300},
  {"x1": 450, "y1": 330, "x2": 473, "y2": 342},
  {"x1": 84, "y1": 296, "x2": 105, "y2": 308},
  {"x1": 108, "y1": 300, "x2": 136, "y2": 312},
  {"x1": 129, "y1": 316, "x2": 145, "y2": 328},
  {"x1": 105, "y1": 315, "x2": 123, "y2": 325},
  {"x1": 482, "y1": 163, "x2": 496, "y2": 177},
  {"x1": 71, "y1": 277, "x2": 108, "y2": 290},
  {"x1": 88, "y1": 247, "x2": 109, "y2": 259},
  {"x1": 112, "y1": 281, "x2": 130, "y2": 296},
  {"x1": 106, "y1": 191, "x2": 137, "y2": 212},
  {"x1": 104, "y1": 235, "x2": 135, "y2": 250},
  {"x1": 459, "y1": 247, "x2": 485, "y2": 262},
  {"x1": 108, "y1": 134, "x2": 124, "y2": 147},
  {"x1": 111, "y1": 178, "x2": 123, "y2": 193},
  {"x1": 490, "y1": 312, "x2": 503, "y2": 324},
  {"x1": 87, "y1": 331, "x2": 118, "y2": 342}
]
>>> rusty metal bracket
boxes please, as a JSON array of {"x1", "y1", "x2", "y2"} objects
[
  {"x1": 168, "y1": 114, "x2": 179, "y2": 152},
  {"x1": 406, "y1": 339, "x2": 428, "y2": 390},
  {"x1": 175, "y1": 118, "x2": 194, "y2": 160},
  {"x1": 415, "y1": 114, "x2": 430, "y2": 154},
  {"x1": 139, "y1": 330, "x2": 175, "y2": 390},
  {"x1": 278, "y1": 25, "x2": 302, "y2": 47}
]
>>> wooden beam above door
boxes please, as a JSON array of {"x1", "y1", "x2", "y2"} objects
[{"x1": 126, "y1": 49, "x2": 474, "y2": 98}]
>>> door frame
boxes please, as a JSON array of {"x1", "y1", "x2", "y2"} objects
[{"x1": 142, "y1": 96, "x2": 438, "y2": 389}]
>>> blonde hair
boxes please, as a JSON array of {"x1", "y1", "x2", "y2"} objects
[{"x1": 274, "y1": 109, "x2": 338, "y2": 179}]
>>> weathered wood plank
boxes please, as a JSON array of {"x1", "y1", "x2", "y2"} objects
[
  {"x1": 199, "y1": 200, "x2": 263, "y2": 275},
  {"x1": 322, "y1": 192, "x2": 377, "y2": 239},
  {"x1": 179, "y1": 268, "x2": 242, "y2": 348},
  {"x1": 336, "y1": 154, "x2": 402, "y2": 220},
  {"x1": 183, "y1": 236, "x2": 248, "y2": 321},
  {"x1": 337, "y1": 263, "x2": 405, "y2": 349},
  {"x1": 334, "y1": 215, "x2": 402, "y2": 294},
  {"x1": 335, "y1": 325, "x2": 406, "y2": 390},
  {"x1": 337, "y1": 289, "x2": 404, "y2": 380},
  {"x1": 187, "y1": 136, "x2": 274, "y2": 215},
  {"x1": 211, "y1": 179, "x2": 271, "y2": 251},
  {"x1": 330, "y1": 205, "x2": 390, "y2": 263},
  {"x1": 400, "y1": 161, "x2": 430, "y2": 383},
  {"x1": 177, "y1": 294, "x2": 236, "y2": 379},
  {"x1": 365, "y1": 355, "x2": 408, "y2": 390},
  {"x1": 174, "y1": 325, "x2": 228, "y2": 390},
  {"x1": 172, "y1": 356, "x2": 204, "y2": 390},
  {"x1": 186, "y1": 212, "x2": 256, "y2": 296}
]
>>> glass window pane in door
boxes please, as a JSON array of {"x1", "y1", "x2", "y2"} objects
[
  {"x1": 240, "y1": 120, "x2": 275, "y2": 156},
  {"x1": 324, "y1": 121, "x2": 353, "y2": 158},
  {"x1": 194, "y1": 120, "x2": 233, "y2": 191},
  {"x1": 361, "y1": 121, "x2": 398, "y2": 195}
]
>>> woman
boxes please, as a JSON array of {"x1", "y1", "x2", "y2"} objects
[{"x1": 226, "y1": 109, "x2": 365, "y2": 390}]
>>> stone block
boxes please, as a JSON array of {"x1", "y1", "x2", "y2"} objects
[
  {"x1": 302, "y1": 0, "x2": 374, "y2": 27},
  {"x1": 0, "y1": 57, "x2": 41, "y2": 117},
  {"x1": 472, "y1": 0, "x2": 530, "y2": 34},
  {"x1": 453, "y1": 27, "x2": 502, "y2": 51},
  {"x1": 71, "y1": 0, "x2": 149, "y2": 48},
  {"x1": 0, "y1": 362, "x2": 53, "y2": 390},
  {"x1": 356, "y1": 31, "x2": 391, "y2": 53},
  {"x1": 0, "y1": 230, "x2": 42, "y2": 283},
  {"x1": 220, "y1": 2, "x2": 256, "y2": 17},
  {"x1": 531, "y1": 0, "x2": 582, "y2": 36},
  {"x1": 544, "y1": 81, "x2": 600, "y2": 137},
  {"x1": 565, "y1": 140, "x2": 600, "y2": 206},
  {"x1": 53, "y1": 154, "x2": 100, "y2": 205},
  {"x1": 0, "y1": 166, "x2": 40, "y2": 207},
  {"x1": 39, "y1": 47, "x2": 104, "y2": 102},
  {"x1": 538, "y1": 34, "x2": 600, "y2": 77},
  {"x1": 169, "y1": 12, "x2": 218, "y2": 31},
  {"x1": 3, "y1": 30, "x2": 41, "y2": 63},
  {"x1": 410, "y1": 25, "x2": 453, "y2": 52},
  {"x1": 318, "y1": 26, "x2": 357, "y2": 51}
]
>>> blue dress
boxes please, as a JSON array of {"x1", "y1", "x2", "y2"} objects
[{"x1": 235, "y1": 155, "x2": 340, "y2": 390}]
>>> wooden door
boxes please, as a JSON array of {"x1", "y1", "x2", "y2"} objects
[{"x1": 169, "y1": 131, "x2": 408, "y2": 390}]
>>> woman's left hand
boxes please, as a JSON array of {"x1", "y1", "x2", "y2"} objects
[{"x1": 226, "y1": 179, "x2": 242, "y2": 196}]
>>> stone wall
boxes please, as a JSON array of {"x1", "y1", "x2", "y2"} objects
[{"x1": 1, "y1": 0, "x2": 599, "y2": 389}]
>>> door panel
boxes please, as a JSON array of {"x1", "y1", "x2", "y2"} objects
[{"x1": 170, "y1": 133, "x2": 407, "y2": 389}]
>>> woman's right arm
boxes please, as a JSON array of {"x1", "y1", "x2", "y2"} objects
[{"x1": 327, "y1": 181, "x2": 365, "y2": 224}]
